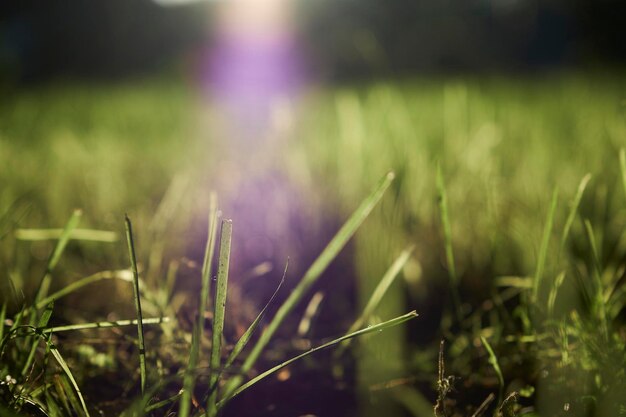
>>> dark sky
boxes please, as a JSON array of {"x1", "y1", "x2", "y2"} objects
[{"x1": 1, "y1": 0, "x2": 624, "y2": 83}]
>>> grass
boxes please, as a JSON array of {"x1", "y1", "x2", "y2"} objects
[
  {"x1": 1, "y1": 167, "x2": 417, "y2": 415},
  {"x1": 1, "y1": 71, "x2": 626, "y2": 416},
  {"x1": 125, "y1": 215, "x2": 147, "y2": 395}
]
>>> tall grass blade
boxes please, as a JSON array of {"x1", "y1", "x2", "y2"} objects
[
  {"x1": 436, "y1": 164, "x2": 462, "y2": 319},
  {"x1": 200, "y1": 193, "x2": 219, "y2": 333},
  {"x1": 180, "y1": 193, "x2": 218, "y2": 417},
  {"x1": 35, "y1": 209, "x2": 82, "y2": 303},
  {"x1": 125, "y1": 215, "x2": 147, "y2": 395},
  {"x1": 221, "y1": 171, "x2": 395, "y2": 399},
  {"x1": 218, "y1": 311, "x2": 418, "y2": 408},
  {"x1": 207, "y1": 219, "x2": 233, "y2": 417},
  {"x1": 480, "y1": 335, "x2": 504, "y2": 404},
  {"x1": 559, "y1": 174, "x2": 591, "y2": 254},
  {"x1": 532, "y1": 188, "x2": 559, "y2": 304}
]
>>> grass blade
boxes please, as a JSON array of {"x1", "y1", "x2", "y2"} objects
[
  {"x1": 200, "y1": 193, "x2": 219, "y2": 322},
  {"x1": 125, "y1": 215, "x2": 147, "y2": 395},
  {"x1": 532, "y1": 188, "x2": 559, "y2": 304},
  {"x1": 480, "y1": 335, "x2": 504, "y2": 405},
  {"x1": 218, "y1": 311, "x2": 418, "y2": 408},
  {"x1": 46, "y1": 389, "x2": 64, "y2": 417},
  {"x1": 34, "y1": 209, "x2": 82, "y2": 304},
  {"x1": 146, "y1": 391, "x2": 183, "y2": 413},
  {"x1": 21, "y1": 301, "x2": 55, "y2": 376},
  {"x1": 547, "y1": 271, "x2": 566, "y2": 318},
  {"x1": 180, "y1": 194, "x2": 219, "y2": 417},
  {"x1": 35, "y1": 270, "x2": 133, "y2": 311},
  {"x1": 224, "y1": 261, "x2": 287, "y2": 371},
  {"x1": 207, "y1": 219, "x2": 233, "y2": 417},
  {"x1": 583, "y1": 219, "x2": 609, "y2": 339},
  {"x1": 15, "y1": 228, "x2": 117, "y2": 242},
  {"x1": 559, "y1": 173, "x2": 591, "y2": 254},
  {"x1": 470, "y1": 393, "x2": 495, "y2": 417},
  {"x1": 180, "y1": 324, "x2": 201, "y2": 417},
  {"x1": 297, "y1": 291, "x2": 325, "y2": 338},
  {"x1": 222, "y1": 171, "x2": 395, "y2": 400},
  {"x1": 53, "y1": 374, "x2": 73, "y2": 416},
  {"x1": 47, "y1": 337, "x2": 91, "y2": 417},
  {"x1": 584, "y1": 219, "x2": 601, "y2": 273},
  {"x1": 336, "y1": 245, "x2": 414, "y2": 357},
  {"x1": 42, "y1": 317, "x2": 169, "y2": 333}
]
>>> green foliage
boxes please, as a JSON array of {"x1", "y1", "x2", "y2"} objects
[
  {"x1": 1, "y1": 73, "x2": 625, "y2": 416},
  {"x1": 0, "y1": 168, "x2": 417, "y2": 416}
]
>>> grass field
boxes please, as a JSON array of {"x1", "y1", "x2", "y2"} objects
[{"x1": 1, "y1": 71, "x2": 626, "y2": 416}]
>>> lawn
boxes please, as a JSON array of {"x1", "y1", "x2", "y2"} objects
[{"x1": 1, "y1": 71, "x2": 625, "y2": 416}]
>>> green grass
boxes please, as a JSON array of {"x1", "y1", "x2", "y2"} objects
[{"x1": 1, "y1": 72, "x2": 626, "y2": 416}]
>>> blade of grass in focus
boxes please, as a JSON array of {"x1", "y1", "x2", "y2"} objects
[
  {"x1": 180, "y1": 193, "x2": 219, "y2": 417},
  {"x1": 125, "y1": 215, "x2": 147, "y2": 395},
  {"x1": 207, "y1": 219, "x2": 233, "y2": 417},
  {"x1": 221, "y1": 171, "x2": 395, "y2": 400},
  {"x1": 218, "y1": 311, "x2": 418, "y2": 408}
]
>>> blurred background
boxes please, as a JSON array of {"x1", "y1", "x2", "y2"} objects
[
  {"x1": 1, "y1": 0, "x2": 625, "y2": 83},
  {"x1": 1, "y1": 1, "x2": 625, "y2": 416}
]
